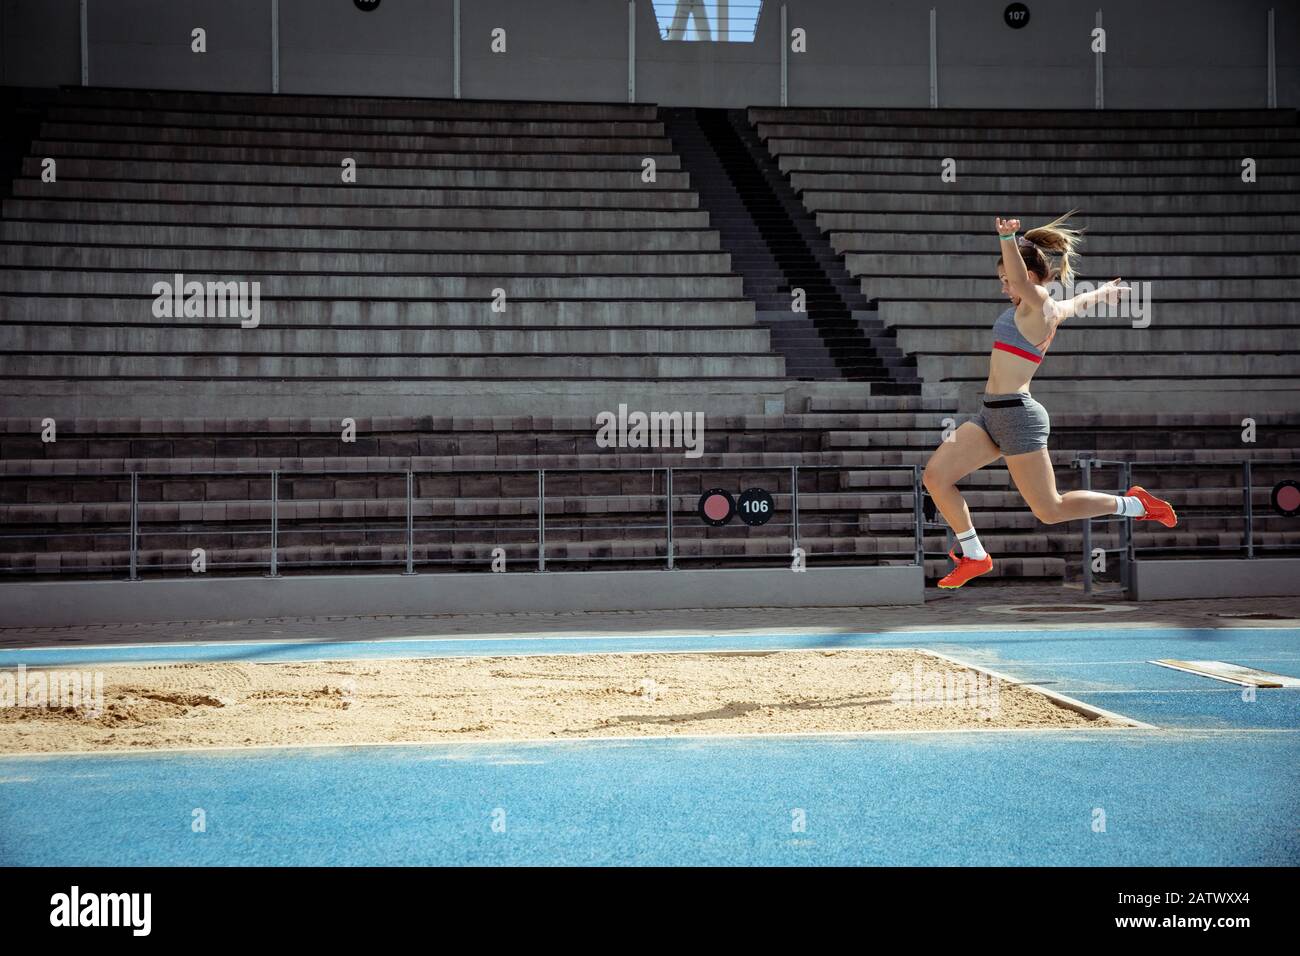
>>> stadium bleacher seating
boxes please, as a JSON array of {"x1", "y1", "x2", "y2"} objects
[{"x1": 1, "y1": 90, "x2": 1297, "y2": 583}]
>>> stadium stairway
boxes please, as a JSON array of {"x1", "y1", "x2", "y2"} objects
[{"x1": 661, "y1": 107, "x2": 919, "y2": 390}]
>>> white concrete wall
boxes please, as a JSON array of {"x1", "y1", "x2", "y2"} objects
[{"x1": 0, "y1": 566, "x2": 926, "y2": 626}]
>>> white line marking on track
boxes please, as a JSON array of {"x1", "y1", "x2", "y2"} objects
[
  {"x1": 3, "y1": 726, "x2": 1298, "y2": 761},
  {"x1": 0, "y1": 725, "x2": 1166, "y2": 760},
  {"x1": 919, "y1": 649, "x2": 1158, "y2": 729}
]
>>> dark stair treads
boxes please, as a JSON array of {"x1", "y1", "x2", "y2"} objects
[{"x1": 662, "y1": 106, "x2": 919, "y2": 391}]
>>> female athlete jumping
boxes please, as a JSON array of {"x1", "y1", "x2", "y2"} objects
[{"x1": 922, "y1": 212, "x2": 1177, "y2": 589}]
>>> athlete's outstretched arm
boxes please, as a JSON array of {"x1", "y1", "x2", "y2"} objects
[{"x1": 1056, "y1": 277, "x2": 1129, "y2": 320}]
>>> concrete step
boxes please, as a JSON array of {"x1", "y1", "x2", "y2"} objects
[
  {"x1": 23, "y1": 157, "x2": 692, "y2": 190},
  {"x1": 793, "y1": 173, "x2": 1300, "y2": 194},
  {"x1": 0, "y1": 220, "x2": 722, "y2": 252},
  {"x1": 13, "y1": 179, "x2": 701, "y2": 209},
  {"x1": 0, "y1": 271, "x2": 746, "y2": 298},
  {"x1": 826, "y1": 425, "x2": 1300, "y2": 452},
  {"x1": 893, "y1": 327, "x2": 1300, "y2": 353},
  {"x1": 40, "y1": 121, "x2": 674, "y2": 154},
  {"x1": 0, "y1": 324, "x2": 772, "y2": 356},
  {"x1": 32, "y1": 138, "x2": 681, "y2": 169},
  {"x1": 959, "y1": 379, "x2": 1300, "y2": 416},
  {"x1": 0, "y1": 296, "x2": 757, "y2": 327},
  {"x1": 847, "y1": 252, "x2": 1300, "y2": 278},
  {"x1": 47, "y1": 106, "x2": 668, "y2": 138},
  {"x1": 757, "y1": 122, "x2": 1300, "y2": 143},
  {"x1": 3, "y1": 412, "x2": 1289, "y2": 447},
  {"x1": 765, "y1": 139, "x2": 1300, "y2": 160},
  {"x1": 806, "y1": 395, "x2": 954, "y2": 412},
  {"x1": 0, "y1": 446, "x2": 871, "y2": 477},
  {"x1": 747, "y1": 107, "x2": 1293, "y2": 128},
  {"x1": 805, "y1": 191, "x2": 1300, "y2": 215},
  {"x1": 0, "y1": 353, "x2": 787, "y2": 379},
  {"x1": 845, "y1": 458, "x2": 1299, "y2": 490},
  {"x1": 849, "y1": 487, "x2": 1297, "y2": 511},
  {"x1": 2, "y1": 199, "x2": 711, "y2": 229},
  {"x1": 833, "y1": 232, "x2": 1300, "y2": 254},
  {"x1": 876, "y1": 301, "x2": 1299, "y2": 325},
  {"x1": 0, "y1": 244, "x2": 733, "y2": 276},
  {"x1": 0, "y1": 432, "x2": 839, "y2": 464},
  {"x1": 59, "y1": 88, "x2": 662, "y2": 121},
  {"x1": 860, "y1": 276, "x2": 1297, "y2": 300},
  {"x1": 780, "y1": 155, "x2": 1300, "y2": 175},
  {"x1": 818, "y1": 211, "x2": 1300, "y2": 233},
  {"x1": 914, "y1": 353, "x2": 1298, "y2": 379}
]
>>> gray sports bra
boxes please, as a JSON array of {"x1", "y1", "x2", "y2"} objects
[{"x1": 992, "y1": 305, "x2": 1055, "y2": 364}]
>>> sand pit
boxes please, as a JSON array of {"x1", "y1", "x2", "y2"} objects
[{"x1": 0, "y1": 649, "x2": 1122, "y2": 753}]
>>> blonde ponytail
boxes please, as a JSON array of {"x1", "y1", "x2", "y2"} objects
[{"x1": 1023, "y1": 209, "x2": 1084, "y2": 285}]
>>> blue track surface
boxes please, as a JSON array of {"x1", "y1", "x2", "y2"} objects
[
  {"x1": 2, "y1": 626, "x2": 1298, "y2": 865},
  {"x1": 2, "y1": 732, "x2": 1297, "y2": 866}
]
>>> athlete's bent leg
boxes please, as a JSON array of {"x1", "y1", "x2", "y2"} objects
[
  {"x1": 922, "y1": 422, "x2": 1001, "y2": 536},
  {"x1": 1004, "y1": 449, "x2": 1163, "y2": 524}
]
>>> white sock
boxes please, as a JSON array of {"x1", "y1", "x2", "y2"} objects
[
  {"x1": 955, "y1": 528, "x2": 987, "y2": 560},
  {"x1": 1114, "y1": 495, "x2": 1146, "y2": 518}
]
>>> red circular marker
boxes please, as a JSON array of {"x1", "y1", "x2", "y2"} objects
[
  {"x1": 698, "y1": 489, "x2": 735, "y2": 527},
  {"x1": 1277, "y1": 484, "x2": 1300, "y2": 512},
  {"x1": 1273, "y1": 480, "x2": 1300, "y2": 517}
]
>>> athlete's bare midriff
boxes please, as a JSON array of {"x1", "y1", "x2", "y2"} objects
[{"x1": 985, "y1": 347, "x2": 1038, "y2": 394}]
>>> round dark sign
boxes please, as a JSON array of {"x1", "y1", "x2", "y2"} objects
[
  {"x1": 736, "y1": 488, "x2": 774, "y2": 527},
  {"x1": 1004, "y1": 3, "x2": 1030, "y2": 29},
  {"x1": 354, "y1": 0, "x2": 381, "y2": 11},
  {"x1": 1272, "y1": 479, "x2": 1300, "y2": 517},
  {"x1": 698, "y1": 488, "x2": 735, "y2": 527}
]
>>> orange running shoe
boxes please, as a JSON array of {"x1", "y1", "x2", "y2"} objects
[
  {"x1": 1127, "y1": 485, "x2": 1178, "y2": 528},
  {"x1": 937, "y1": 547, "x2": 994, "y2": 589}
]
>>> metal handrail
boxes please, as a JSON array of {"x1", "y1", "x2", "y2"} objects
[
  {"x1": 1073, "y1": 455, "x2": 1299, "y2": 594},
  {"x1": 10, "y1": 456, "x2": 1289, "y2": 582},
  {"x1": 1, "y1": 462, "x2": 925, "y2": 579},
  {"x1": 0, "y1": 464, "x2": 928, "y2": 479}
]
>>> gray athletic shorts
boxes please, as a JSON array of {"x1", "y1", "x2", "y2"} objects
[{"x1": 969, "y1": 392, "x2": 1050, "y2": 456}]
